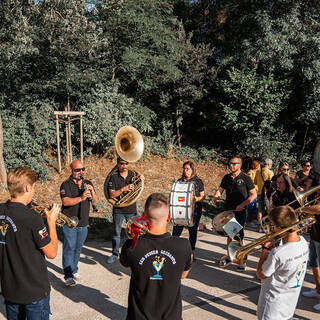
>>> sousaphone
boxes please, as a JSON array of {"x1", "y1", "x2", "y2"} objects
[
  {"x1": 104, "y1": 126, "x2": 144, "y2": 207},
  {"x1": 313, "y1": 139, "x2": 320, "y2": 176}
]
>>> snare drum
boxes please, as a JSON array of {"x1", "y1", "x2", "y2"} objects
[{"x1": 170, "y1": 181, "x2": 195, "y2": 226}]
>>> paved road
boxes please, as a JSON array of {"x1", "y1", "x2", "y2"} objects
[{"x1": 0, "y1": 226, "x2": 319, "y2": 319}]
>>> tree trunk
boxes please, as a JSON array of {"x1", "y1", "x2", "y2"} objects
[
  {"x1": 300, "y1": 124, "x2": 309, "y2": 161},
  {"x1": 0, "y1": 113, "x2": 7, "y2": 187}
]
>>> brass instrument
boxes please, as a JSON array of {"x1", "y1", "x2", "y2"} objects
[
  {"x1": 313, "y1": 139, "x2": 320, "y2": 175},
  {"x1": 220, "y1": 184, "x2": 320, "y2": 267},
  {"x1": 30, "y1": 200, "x2": 79, "y2": 229},
  {"x1": 261, "y1": 185, "x2": 320, "y2": 232},
  {"x1": 115, "y1": 126, "x2": 144, "y2": 163},
  {"x1": 104, "y1": 126, "x2": 144, "y2": 207},
  {"x1": 220, "y1": 212, "x2": 315, "y2": 266}
]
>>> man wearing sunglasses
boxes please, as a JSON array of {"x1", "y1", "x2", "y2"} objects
[
  {"x1": 60, "y1": 160, "x2": 98, "y2": 286},
  {"x1": 106, "y1": 156, "x2": 138, "y2": 264},
  {"x1": 212, "y1": 156, "x2": 257, "y2": 271}
]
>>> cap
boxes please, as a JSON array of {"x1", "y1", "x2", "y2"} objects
[{"x1": 265, "y1": 159, "x2": 273, "y2": 165}]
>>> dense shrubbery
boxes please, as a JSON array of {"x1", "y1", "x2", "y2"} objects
[{"x1": 0, "y1": 0, "x2": 320, "y2": 179}]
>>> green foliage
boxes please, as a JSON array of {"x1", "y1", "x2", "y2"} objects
[
  {"x1": 216, "y1": 67, "x2": 290, "y2": 160},
  {"x1": 80, "y1": 83, "x2": 155, "y2": 154},
  {"x1": 1, "y1": 97, "x2": 56, "y2": 179},
  {"x1": 1, "y1": 0, "x2": 320, "y2": 180}
]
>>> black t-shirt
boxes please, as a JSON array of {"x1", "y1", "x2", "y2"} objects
[
  {"x1": 60, "y1": 177, "x2": 94, "y2": 227},
  {"x1": 178, "y1": 176, "x2": 204, "y2": 211},
  {"x1": 271, "y1": 191, "x2": 300, "y2": 209},
  {"x1": 220, "y1": 172, "x2": 255, "y2": 210},
  {"x1": 296, "y1": 170, "x2": 313, "y2": 188},
  {"x1": 120, "y1": 233, "x2": 192, "y2": 320},
  {"x1": 0, "y1": 201, "x2": 51, "y2": 304},
  {"x1": 107, "y1": 170, "x2": 137, "y2": 214}
]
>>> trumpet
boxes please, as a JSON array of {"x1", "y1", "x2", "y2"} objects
[{"x1": 30, "y1": 200, "x2": 79, "y2": 229}]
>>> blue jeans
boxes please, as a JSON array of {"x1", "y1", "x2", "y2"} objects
[
  {"x1": 6, "y1": 294, "x2": 50, "y2": 320},
  {"x1": 309, "y1": 240, "x2": 320, "y2": 268},
  {"x1": 62, "y1": 225, "x2": 88, "y2": 279},
  {"x1": 172, "y1": 209, "x2": 202, "y2": 251},
  {"x1": 234, "y1": 210, "x2": 247, "y2": 241},
  {"x1": 112, "y1": 213, "x2": 134, "y2": 256}
]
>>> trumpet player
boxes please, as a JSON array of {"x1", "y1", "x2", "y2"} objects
[
  {"x1": 256, "y1": 205, "x2": 309, "y2": 320},
  {"x1": 0, "y1": 167, "x2": 60, "y2": 319},
  {"x1": 60, "y1": 160, "x2": 98, "y2": 286}
]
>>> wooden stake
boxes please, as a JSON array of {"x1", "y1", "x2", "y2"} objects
[
  {"x1": 56, "y1": 114, "x2": 61, "y2": 173},
  {"x1": 80, "y1": 115, "x2": 83, "y2": 163}
]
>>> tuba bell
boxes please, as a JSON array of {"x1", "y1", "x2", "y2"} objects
[{"x1": 104, "y1": 126, "x2": 144, "y2": 207}]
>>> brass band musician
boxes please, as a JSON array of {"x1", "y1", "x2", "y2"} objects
[{"x1": 106, "y1": 156, "x2": 138, "y2": 264}]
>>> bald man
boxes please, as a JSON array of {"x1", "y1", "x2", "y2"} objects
[
  {"x1": 60, "y1": 160, "x2": 98, "y2": 286},
  {"x1": 120, "y1": 193, "x2": 192, "y2": 320}
]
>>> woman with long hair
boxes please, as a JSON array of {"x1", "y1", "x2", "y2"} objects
[
  {"x1": 172, "y1": 161, "x2": 205, "y2": 260},
  {"x1": 271, "y1": 173, "x2": 299, "y2": 209}
]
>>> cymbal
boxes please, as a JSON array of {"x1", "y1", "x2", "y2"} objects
[{"x1": 212, "y1": 210, "x2": 235, "y2": 232}]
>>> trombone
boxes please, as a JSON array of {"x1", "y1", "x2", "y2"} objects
[
  {"x1": 220, "y1": 185, "x2": 320, "y2": 267},
  {"x1": 220, "y1": 213, "x2": 315, "y2": 266},
  {"x1": 261, "y1": 185, "x2": 320, "y2": 233}
]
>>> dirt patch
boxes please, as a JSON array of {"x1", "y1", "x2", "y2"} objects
[{"x1": 0, "y1": 155, "x2": 228, "y2": 238}]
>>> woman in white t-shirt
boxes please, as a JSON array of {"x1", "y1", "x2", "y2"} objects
[{"x1": 256, "y1": 205, "x2": 309, "y2": 320}]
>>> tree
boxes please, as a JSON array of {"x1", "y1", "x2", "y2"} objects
[{"x1": 0, "y1": 113, "x2": 7, "y2": 187}]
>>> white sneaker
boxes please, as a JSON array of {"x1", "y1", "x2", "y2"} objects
[
  {"x1": 313, "y1": 303, "x2": 320, "y2": 311},
  {"x1": 73, "y1": 273, "x2": 81, "y2": 281},
  {"x1": 65, "y1": 278, "x2": 76, "y2": 287},
  {"x1": 302, "y1": 289, "x2": 320, "y2": 298}
]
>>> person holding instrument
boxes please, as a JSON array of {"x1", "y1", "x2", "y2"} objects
[
  {"x1": 172, "y1": 161, "x2": 204, "y2": 261},
  {"x1": 120, "y1": 193, "x2": 192, "y2": 320},
  {"x1": 106, "y1": 156, "x2": 138, "y2": 264},
  {"x1": 212, "y1": 156, "x2": 256, "y2": 271},
  {"x1": 60, "y1": 160, "x2": 98, "y2": 286},
  {"x1": 294, "y1": 160, "x2": 313, "y2": 191},
  {"x1": 0, "y1": 167, "x2": 59, "y2": 319},
  {"x1": 256, "y1": 205, "x2": 309, "y2": 320}
]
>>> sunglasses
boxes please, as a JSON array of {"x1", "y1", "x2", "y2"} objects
[
  {"x1": 73, "y1": 168, "x2": 85, "y2": 172},
  {"x1": 282, "y1": 168, "x2": 289, "y2": 171},
  {"x1": 229, "y1": 162, "x2": 240, "y2": 166},
  {"x1": 119, "y1": 162, "x2": 129, "y2": 166},
  {"x1": 304, "y1": 164, "x2": 311, "y2": 167}
]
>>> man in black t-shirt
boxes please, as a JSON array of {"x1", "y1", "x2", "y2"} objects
[
  {"x1": 0, "y1": 167, "x2": 59, "y2": 319},
  {"x1": 60, "y1": 160, "x2": 98, "y2": 286},
  {"x1": 120, "y1": 193, "x2": 192, "y2": 320},
  {"x1": 212, "y1": 156, "x2": 256, "y2": 270},
  {"x1": 106, "y1": 156, "x2": 138, "y2": 264}
]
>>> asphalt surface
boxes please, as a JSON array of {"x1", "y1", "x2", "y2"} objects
[{"x1": 0, "y1": 226, "x2": 319, "y2": 320}]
